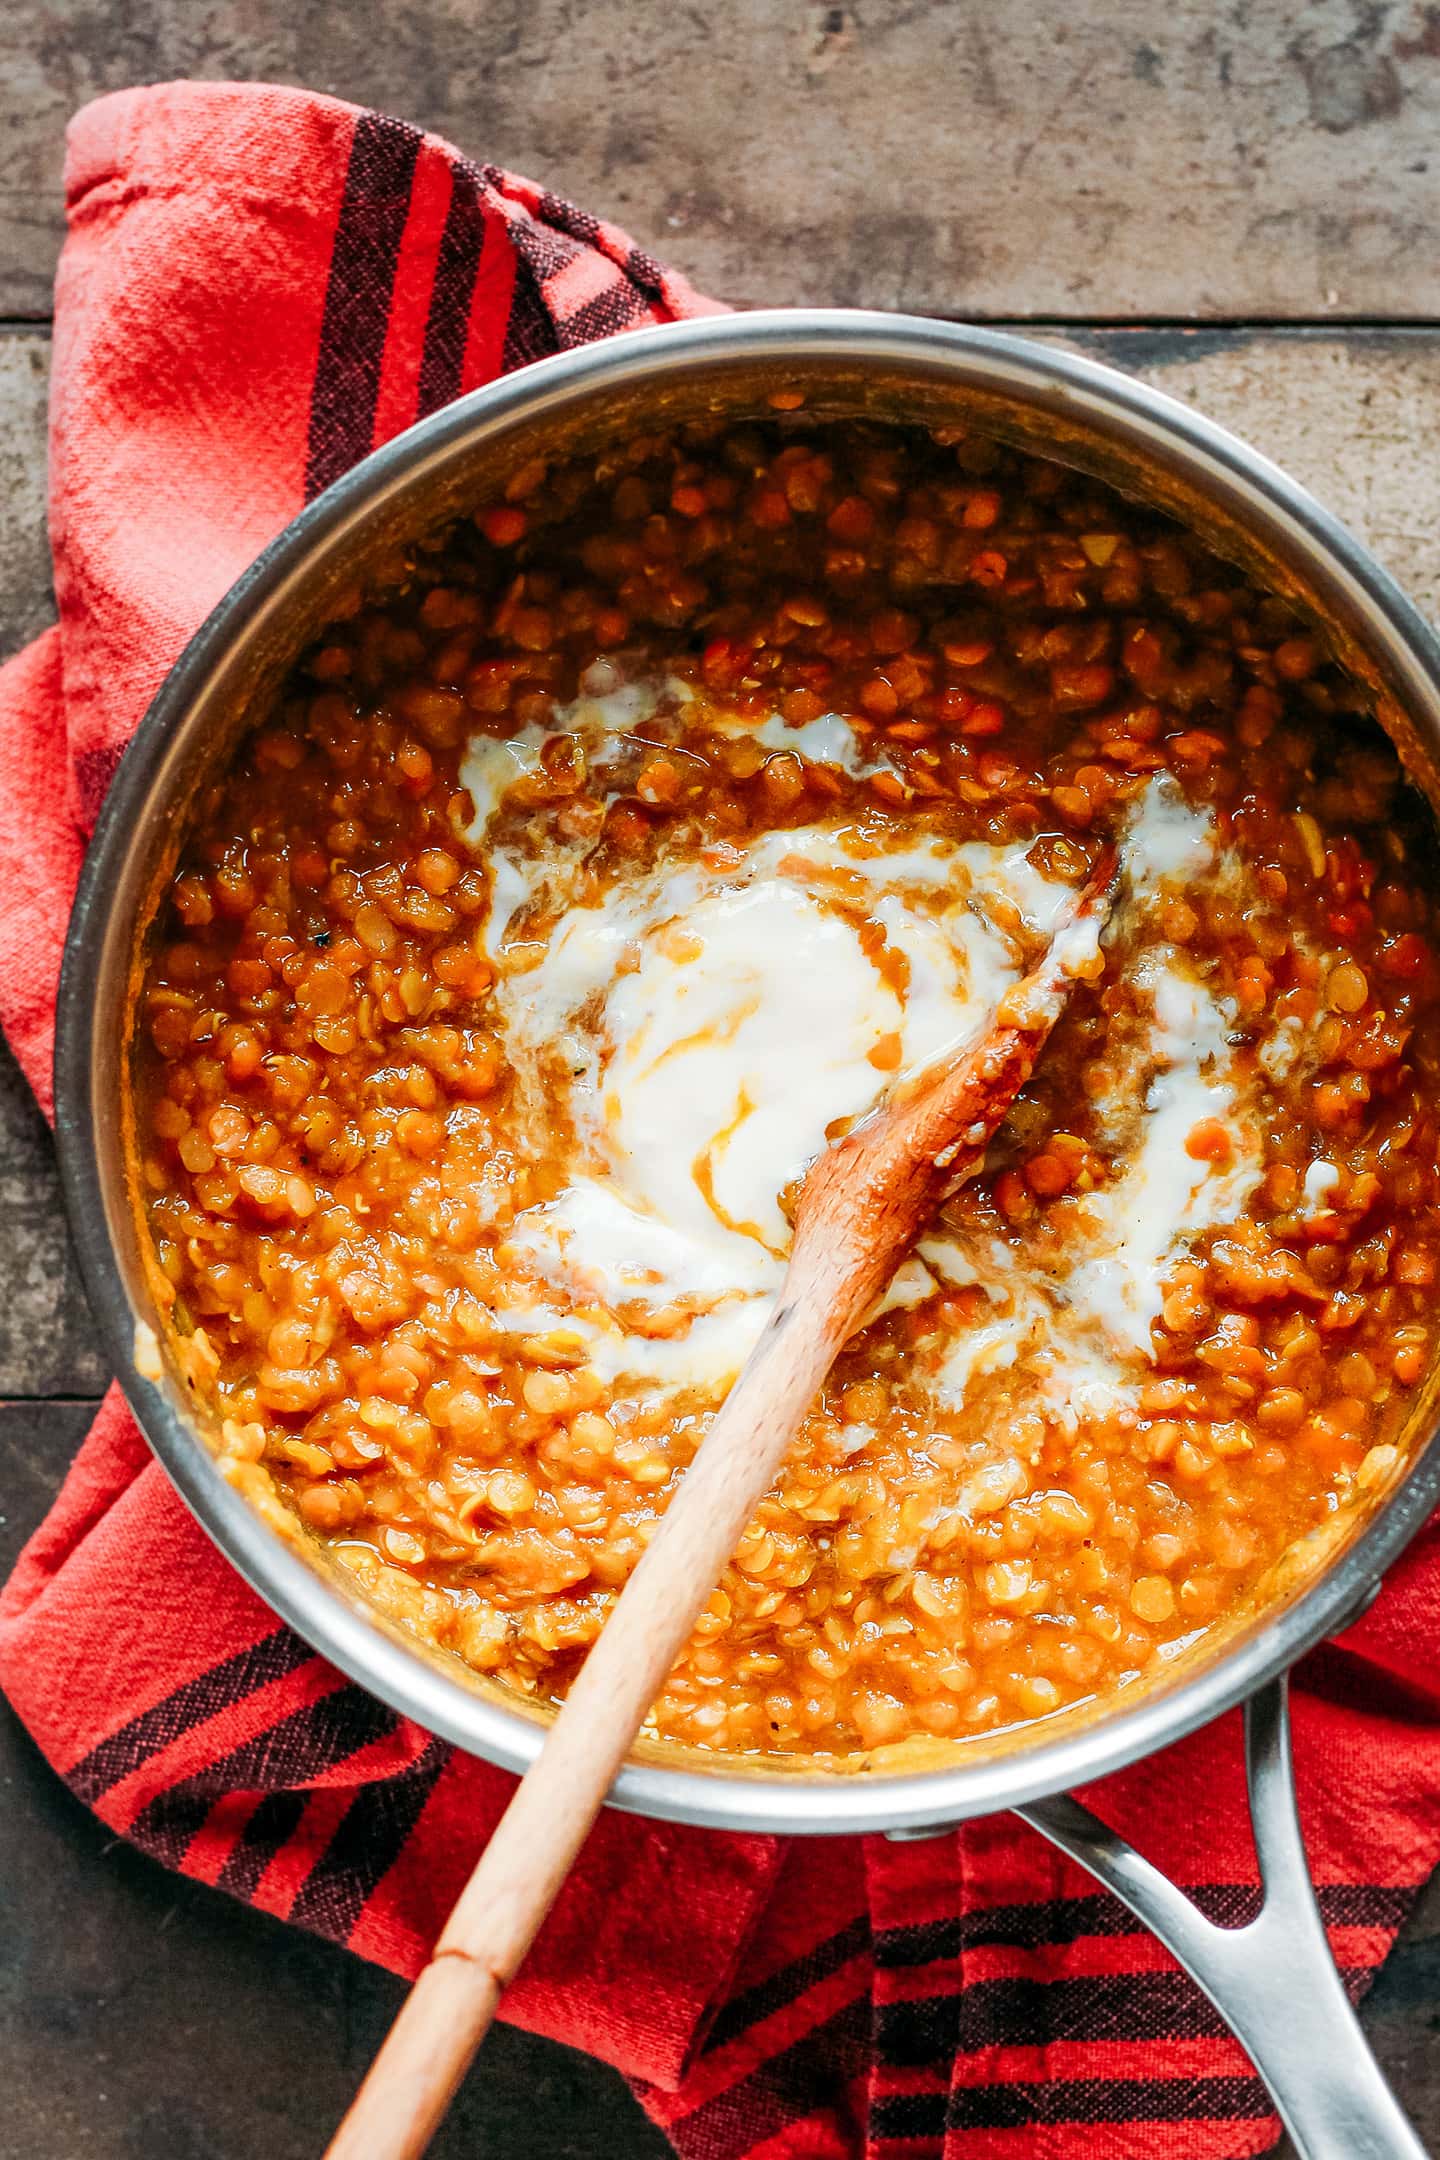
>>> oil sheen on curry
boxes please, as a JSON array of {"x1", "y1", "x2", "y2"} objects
[{"x1": 134, "y1": 410, "x2": 1440, "y2": 1761}]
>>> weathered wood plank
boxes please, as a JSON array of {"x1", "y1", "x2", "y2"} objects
[
  {"x1": 0, "y1": 337, "x2": 108, "y2": 1399},
  {"x1": 1355, "y1": 1879, "x2": 1440, "y2": 2146},
  {"x1": 3, "y1": 0, "x2": 1440, "y2": 322},
  {"x1": 0, "y1": 1395, "x2": 96, "y2": 1557},
  {"x1": 0, "y1": 1036, "x2": 109, "y2": 1400},
  {"x1": 0, "y1": 329, "x2": 50, "y2": 658}
]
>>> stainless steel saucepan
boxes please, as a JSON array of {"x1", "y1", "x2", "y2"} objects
[{"x1": 55, "y1": 313, "x2": 1440, "y2": 2157}]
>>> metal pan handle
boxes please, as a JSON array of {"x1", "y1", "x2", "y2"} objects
[{"x1": 1018, "y1": 1675, "x2": 1426, "y2": 2159}]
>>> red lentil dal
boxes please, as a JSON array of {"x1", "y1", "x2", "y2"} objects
[{"x1": 133, "y1": 412, "x2": 1440, "y2": 1760}]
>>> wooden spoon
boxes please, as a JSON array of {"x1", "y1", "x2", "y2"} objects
[{"x1": 326, "y1": 851, "x2": 1116, "y2": 2160}]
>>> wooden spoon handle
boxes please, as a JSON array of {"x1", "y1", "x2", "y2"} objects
[{"x1": 325, "y1": 1275, "x2": 845, "y2": 2160}]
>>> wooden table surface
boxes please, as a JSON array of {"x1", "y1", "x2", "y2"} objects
[{"x1": 4, "y1": 5, "x2": 1440, "y2": 2154}]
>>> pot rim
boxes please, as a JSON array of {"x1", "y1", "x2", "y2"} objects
[{"x1": 54, "y1": 308, "x2": 1440, "y2": 1835}]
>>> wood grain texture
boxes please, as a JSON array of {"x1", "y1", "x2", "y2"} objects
[
  {"x1": 0, "y1": 332, "x2": 51, "y2": 656},
  {"x1": 0, "y1": 1032, "x2": 109, "y2": 1401},
  {"x1": 3, "y1": 0, "x2": 1440, "y2": 322}
]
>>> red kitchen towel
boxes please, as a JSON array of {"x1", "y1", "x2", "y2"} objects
[{"x1": 3, "y1": 80, "x2": 1440, "y2": 2160}]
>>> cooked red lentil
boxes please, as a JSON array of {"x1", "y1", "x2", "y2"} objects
[{"x1": 135, "y1": 411, "x2": 1440, "y2": 1760}]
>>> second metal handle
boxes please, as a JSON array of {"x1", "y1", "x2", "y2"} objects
[{"x1": 1019, "y1": 1676, "x2": 1425, "y2": 2160}]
